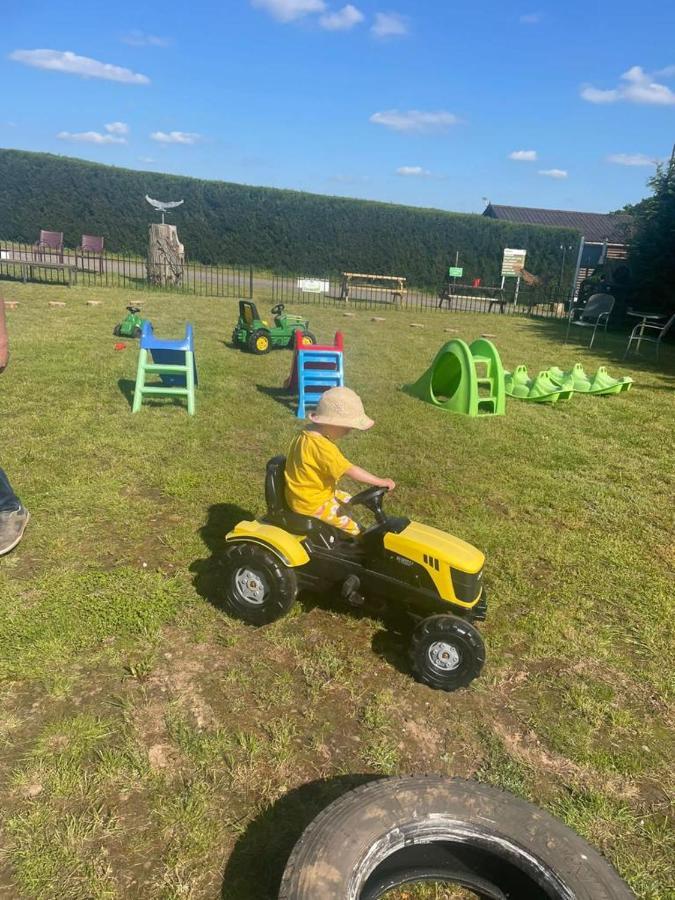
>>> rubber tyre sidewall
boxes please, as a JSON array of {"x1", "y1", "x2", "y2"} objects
[
  {"x1": 300, "y1": 331, "x2": 316, "y2": 347},
  {"x1": 410, "y1": 614, "x2": 485, "y2": 691},
  {"x1": 249, "y1": 329, "x2": 271, "y2": 354},
  {"x1": 278, "y1": 776, "x2": 636, "y2": 900},
  {"x1": 223, "y1": 542, "x2": 297, "y2": 625}
]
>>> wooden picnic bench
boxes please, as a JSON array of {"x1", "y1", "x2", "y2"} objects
[
  {"x1": 340, "y1": 272, "x2": 406, "y2": 304},
  {"x1": 0, "y1": 252, "x2": 77, "y2": 285},
  {"x1": 437, "y1": 283, "x2": 506, "y2": 313}
]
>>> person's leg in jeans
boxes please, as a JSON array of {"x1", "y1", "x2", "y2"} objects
[{"x1": 0, "y1": 467, "x2": 30, "y2": 555}]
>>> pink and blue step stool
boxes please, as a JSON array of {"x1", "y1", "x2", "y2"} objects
[
  {"x1": 296, "y1": 346, "x2": 344, "y2": 418},
  {"x1": 132, "y1": 321, "x2": 197, "y2": 415}
]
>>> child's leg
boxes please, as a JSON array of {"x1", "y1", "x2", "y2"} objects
[{"x1": 313, "y1": 493, "x2": 360, "y2": 536}]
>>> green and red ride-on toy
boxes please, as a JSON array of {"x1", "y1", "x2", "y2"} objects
[
  {"x1": 222, "y1": 457, "x2": 488, "y2": 692},
  {"x1": 113, "y1": 306, "x2": 147, "y2": 339},
  {"x1": 231, "y1": 301, "x2": 316, "y2": 355}
]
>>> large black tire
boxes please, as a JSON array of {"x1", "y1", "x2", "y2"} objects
[
  {"x1": 112, "y1": 324, "x2": 121, "y2": 336},
  {"x1": 410, "y1": 614, "x2": 485, "y2": 691},
  {"x1": 222, "y1": 542, "x2": 298, "y2": 625},
  {"x1": 279, "y1": 776, "x2": 636, "y2": 900},
  {"x1": 249, "y1": 329, "x2": 272, "y2": 354}
]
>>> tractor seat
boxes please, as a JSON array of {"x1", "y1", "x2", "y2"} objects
[{"x1": 264, "y1": 456, "x2": 352, "y2": 546}]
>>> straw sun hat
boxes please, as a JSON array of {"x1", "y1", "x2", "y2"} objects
[{"x1": 309, "y1": 386, "x2": 374, "y2": 430}]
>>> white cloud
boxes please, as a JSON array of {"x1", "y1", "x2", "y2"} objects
[
  {"x1": 327, "y1": 174, "x2": 370, "y2": 184},
  {"x1": 580, "y1": 86, "x2": 619, "y2": 103},
  {"x1": 9, "y1": 48, "x2": 149, "y2": 84},
  {"x1": 122, "y1": 30, "x2": 170, "y2": 47},
  {"x1": 581, "y1": 65, "x2": 675, "y2": 106},
  {"x1": 370, "y1": 109, "x2": 459, "y2": 132},
  {"x1": 396, "y1": 165, "x2": 432, "y2": 176},
  {"x1": 138, "y1": 156, "x2": 156, "y2": 163},
  {"x1": 519, "y1": 12, "x2": 541, "y2": 24},
  {"x1": 509, "y1": 149, "x2": 537, "y2": 161},
  {"x1": 319, "y1": 4, "x2": 364, "y2": 30},
  {"x1": 371, "y1": 12, "x2": 409, "y2": 38},
  {"x1": 105, "y1": 121, "x2": 129, "y2": 136},
  {"x1": 57, "y1": 130, "x2": 126, "y2": 145},
  {"x1": 150, "y1": 130, "x2": 200, "y2": 144},
  {"x1": 607, "y1": 153, "x2": 658, "y2": 167},
  {"x1": 538, "y1": 168, "x2": 568, "y2": 179},
  {"x1": 250, "y1": 0, "x2": 326, "y2": 22}
]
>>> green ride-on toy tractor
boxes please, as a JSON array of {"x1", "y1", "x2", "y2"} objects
[
  {"x1": 231, "y1": 300, "x2": 316, "y2": 355},
  {"x1": 113, "y1": 306, "x2": 147, "y2": 339},
  {"x1": 222, "y1": 457, "x2": 488, "y2": 692}
]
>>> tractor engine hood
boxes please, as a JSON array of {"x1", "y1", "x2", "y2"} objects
[{"x1": 385, "y1": 522, "x2": 484, "y2": 574}]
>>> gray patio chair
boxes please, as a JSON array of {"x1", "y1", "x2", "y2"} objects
[
  {"x1": 34, "y1": 229, "x2": 64, "y2": 263},
  {"x1": 623, "y1": 312, "x2": 675, "y2": 361},
  {"x1": 564, "y1": 293, "x2": 615, "y2": 349},
  {"x1": 76, "y1": 234, "x2": 105, "y2": 273}
]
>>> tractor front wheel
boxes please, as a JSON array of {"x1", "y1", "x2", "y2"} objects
[
  {"x1": 298, "y1": 331, "x2": 317, "y2": 347},
  {"x1": 410, "y1": 614, "x2": 485, "y2": 691},
  {"x1": 222, "y1": 543, "x2": 298, "y2": 625},
  {"x1": 249, "y1": 329, "x2": 271, "y2": 354}
]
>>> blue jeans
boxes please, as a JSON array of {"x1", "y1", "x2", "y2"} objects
[{"x1": 0, "y1": 468, "x2": 21, "y2": 513}]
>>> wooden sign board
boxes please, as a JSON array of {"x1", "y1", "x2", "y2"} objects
[{"x1": 502, "y1": 248, "x2": 527, "y2": 277}]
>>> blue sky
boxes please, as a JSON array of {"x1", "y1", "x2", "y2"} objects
[{"x1": 2, "y1": 0, "x2": 674, "y2": 214}]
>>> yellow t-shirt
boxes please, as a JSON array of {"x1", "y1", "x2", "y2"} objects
[{"x1": 285, "y1": 430, "x2": 352, "y2": 514}]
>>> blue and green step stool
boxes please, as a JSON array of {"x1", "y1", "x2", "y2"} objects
[{"x1": 132, "y1": 321, "x2": 197, "y2": 415}]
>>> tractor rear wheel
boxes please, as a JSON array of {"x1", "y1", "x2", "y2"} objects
[
  {"x1": 222, "y1": 542, "x2": 298, "y2": 625},
  {"x1": 410, "y1": 614, "x2": 485, "y2": 691},
  {"x1": 249, "y1": 329, "x2": 271, "y2": 354}
]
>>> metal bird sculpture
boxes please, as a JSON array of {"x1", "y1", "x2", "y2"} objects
[{"x1": 145, "y1": 195, "x2": 184, "y2": 224}]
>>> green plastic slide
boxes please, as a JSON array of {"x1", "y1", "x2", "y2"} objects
[
  {"x1": 403, "y1": 338, "x2": 505, "y2": 416},
  {"x1": 504, "y1": 366, "x2": 571, "y2": 403}
]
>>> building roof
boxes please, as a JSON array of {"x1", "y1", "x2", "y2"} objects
[{"x1": 483, "y1": 204, "x2": 633, "y2": 244}]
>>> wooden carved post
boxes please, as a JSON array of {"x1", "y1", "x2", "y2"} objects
[{"x1": 147, "y1": 224, "x2": 185, "y2": 287}]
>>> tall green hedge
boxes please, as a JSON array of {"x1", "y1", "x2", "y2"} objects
[{"x1": 0, "y1": 149, "x2": 579, "y2": 288}]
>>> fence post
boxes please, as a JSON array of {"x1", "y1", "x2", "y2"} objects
[{"x1": 249, "y1": 266, "x2": 253, "y2": 299}]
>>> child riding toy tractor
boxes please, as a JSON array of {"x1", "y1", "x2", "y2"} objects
[
  {"x1": 222, "y1": 457, "x2": 488, "y2": 692},
  {"x1": 231, "y1": 301, "x2": 316, "y2": 355}
]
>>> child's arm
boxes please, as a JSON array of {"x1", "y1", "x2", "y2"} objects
[{"x1": 345, "y1": 465, "x2": 395, "y2": 492}]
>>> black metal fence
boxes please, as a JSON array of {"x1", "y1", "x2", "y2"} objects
[
  {"x1": 0, "y1": 240, "x2": 570, "y2": 319},
  {"x1": 271, "y1": 273, "x2": 569, "y2": 319},
  {"x1": 0, "y1": 241, "x2": 253, "y2": 298}
]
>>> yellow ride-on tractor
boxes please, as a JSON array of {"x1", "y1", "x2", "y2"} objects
[{"x1": 223, "y1": 457, "x2": 487, "y2": 691}]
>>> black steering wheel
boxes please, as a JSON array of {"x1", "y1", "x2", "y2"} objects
[
  {"x1": 271, "y1": 303, "x2": 285, "y2": 316},
  {"x1": 347, "y1": 486, "x2": 389, "y2": 524}
]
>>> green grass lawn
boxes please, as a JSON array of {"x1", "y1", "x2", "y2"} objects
[{"x1": 0, "y1": 283, "x2": 673, "y2": 900}]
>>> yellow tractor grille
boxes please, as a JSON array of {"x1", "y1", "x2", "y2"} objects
[
  {"x1": 423, "y1": 553, "x2": 440, "y2": 571},
  {"x1": 451, "y1": 565, "x2": 484, "y2": 603}
]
